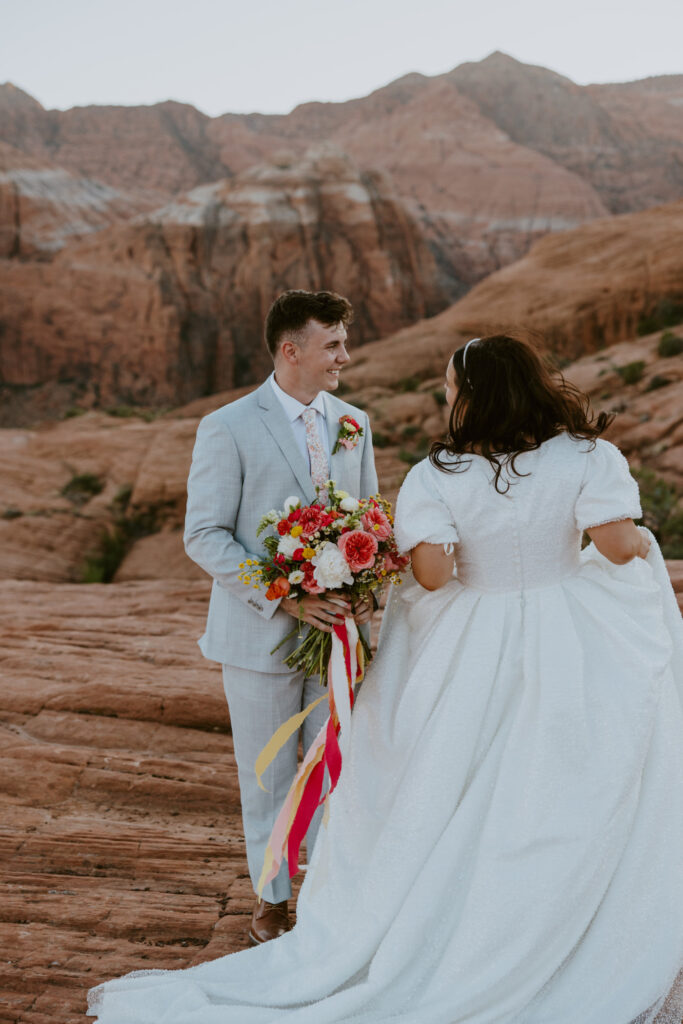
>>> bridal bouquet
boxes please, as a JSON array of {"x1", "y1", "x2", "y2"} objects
[
  {"x1": 239, "y1": 482, "x2": 409, "y2": 686},
  {"x1": 240, "y1": 483, "x2": 409, "y2": 892}
]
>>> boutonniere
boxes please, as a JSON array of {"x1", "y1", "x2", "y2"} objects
[{"x1": 332, "y1": 414, "x2": 364, "y2": 454}]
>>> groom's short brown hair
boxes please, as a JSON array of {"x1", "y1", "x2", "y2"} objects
[{"x1": 265, "y1": 290, "x2": 353, "y2": 356}]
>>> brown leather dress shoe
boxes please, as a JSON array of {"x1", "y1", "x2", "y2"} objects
[{"x1": 248, "y1": 898, "x2": 290, "y2": 944}]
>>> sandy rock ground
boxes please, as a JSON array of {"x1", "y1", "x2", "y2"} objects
[
  {"x1": 0, "y1": 579, "x2": 386, "y2": 1023},
  {"x1": 0, "y1": 579, "x2": 246, "y2": 1023},
  {"x1": 0, "y1": 572, "x2": 681, "y2": 1023}
]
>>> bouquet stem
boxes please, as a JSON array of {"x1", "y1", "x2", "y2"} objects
[{"x1": 271, "y1": 621, "x2": 372, "y2": 687}]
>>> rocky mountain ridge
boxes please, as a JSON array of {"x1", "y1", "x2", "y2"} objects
[
  {"x1": 2, "y1": 54, "x2": 683, "y2": 422},
  {"x1": 4, "y1": 53, "x2": 683, "y2": 216}
]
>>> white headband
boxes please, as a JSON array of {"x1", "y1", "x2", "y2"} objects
[{"x1": 462, "y1": 337, "x2": 480, "y2": 368}]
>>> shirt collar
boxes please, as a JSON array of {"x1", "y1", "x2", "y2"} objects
[{"x1": 270, "y1": 373, "x2": 326, "y2": 421}]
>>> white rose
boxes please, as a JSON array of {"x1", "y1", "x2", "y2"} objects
[
  {"x1": 345, "y1": 422, "x2": 358, "y2": 433},
  {"x1": 339, "y1": 496, "x2": 359, "y2": 512},
  {"x1": 288, "y1": 570, "x2": 305, "y2": 585},
  {"x1": 312, "y1": 541, "x2": 354, "y2": 590},
  {"x1": 277, "y1": 534, "x2": 300, "y2": 557},
  {"x1": 283, "y1": 496, "x2": 301, "y2": 513}
]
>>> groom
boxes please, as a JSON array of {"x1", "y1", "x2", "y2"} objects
[{"x1": 184, "y1": 290, "x2": 378, "y2": 944}]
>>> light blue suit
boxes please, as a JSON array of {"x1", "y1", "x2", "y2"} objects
[{"x1": 184, "y1": 379, "x2": 378, "y2": 900}]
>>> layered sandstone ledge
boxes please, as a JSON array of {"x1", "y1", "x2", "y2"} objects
[{"x1": 0, "y1": 574, "x2": 681, "y2": 1023}]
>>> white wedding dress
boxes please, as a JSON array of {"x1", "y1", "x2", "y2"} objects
[{"x1": 88, "y1": 434, "x2": 683, "y2": 1023}]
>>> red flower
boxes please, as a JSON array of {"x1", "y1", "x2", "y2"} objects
[
  {"x1": 292, "y1": 548, "x2": 304, "y2": 561},
  {"x1": 385, "y1": 550, "x2": 410, "y2": 572},
  {"x1": 277, "y1": 520, "x2": 290, "y2": 535},
  {"x1": 301, "y1": 572, "x2": 324, "y2": 594},
  {"x1": 341, "y1": 415, "x2": 360, "y2": 431},
  {"x1": 298, "y1": 506, "x2": 327, "y2": 539},
  {"x1": 337, "y1": 529, "x2": 379, "y2": 571}
]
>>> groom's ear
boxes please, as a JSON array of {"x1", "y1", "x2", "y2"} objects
[
  {"x1": 280, "y1": 340, "x2": 296, "y2": 363},
  {"x1": 279, "y1": 337, "x2": 302, "y2": 365}
]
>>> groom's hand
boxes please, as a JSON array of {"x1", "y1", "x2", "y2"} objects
[
  {"x1": 351, "y1": 596, "x2": 373, "y2": 625},
  {"x1": 281, "y1": 594, "x2": 353, "y2": 633}
]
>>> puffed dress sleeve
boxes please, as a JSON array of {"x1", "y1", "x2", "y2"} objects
[
  {"x1": 394, "y1": 459, "x2": 460, "y2": 554},
  {"x1": 574, "y1": 439, "x2": 643, "y2": 532}
]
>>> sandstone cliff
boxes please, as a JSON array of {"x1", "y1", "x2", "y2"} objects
[
  {"x1": 340, "y1": 199, "x2": 683, "y2": 388},
  {"x1": 0, "y1": 141, "x2": 157, "y2": 258},
  {"x1": 0, "y1": 148, "x2": 451, "y2": 419},
  {"x1": 0, "y1": 84, "x2": 228, "y2": 195},
  {"x1": 449, "y1": 52, "x2": 683, "y2": 214}
]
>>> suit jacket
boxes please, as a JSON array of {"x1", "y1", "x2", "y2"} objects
[{"x1": 184, "y1": 380, "x2": 379, "y2": 671}]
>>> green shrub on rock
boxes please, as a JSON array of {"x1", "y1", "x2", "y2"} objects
[
  {"x1": 645, "y1": 375, "x2": 672, "y2": 392},
  {"x1": 632, "y1": 468, "x2": 683, "y2": 558},
  {"x1": 61, "y1": 473, "x2": 104, "y2": 505},
  {"x1": 616, "y1": 361, "x2": 646, "y2": 385},
  {"x1": 657, "y1": 331, "x2": 683, "y2": 358}
]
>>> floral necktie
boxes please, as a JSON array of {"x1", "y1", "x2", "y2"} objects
[{"x1": 301, "y1": 407, "x2": 329, "y2": 501}]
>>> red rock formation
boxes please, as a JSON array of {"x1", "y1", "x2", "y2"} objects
[
  {"x1": 1, "y1": 57, "x2": 683, "y2": 425},
  {"x1": 0, "y1": 148, "x2": 450, "y2": 418},
  {"x1": 0, "y1": 411, "x2": 203, "y2": 583},
  {"x1": 0, "y1": 85, "x2": 228, "y2": 196},
  {"x1": 0, "y1": 578, "x2": 250, "y2": 1023},
  {"x1": 341, "y1": 199, "x2": 683, "y2": 390},
  {"x1": 0, "y1": 142, "x2": 157, "y2": 258},
  {"x1": 331, "y1": 75, "x2": 608, "y2": 284},
  {"x1": 6, "y1": 58, "x2": 683, "y2": 224},
  {"x1": 448, "y1": 52, "x2": 683, "y2": 214},
  {"x1": 5, "y1": 55, "x2": 682, "y2": 286}
]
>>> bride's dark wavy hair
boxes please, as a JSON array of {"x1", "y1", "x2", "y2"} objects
[{"x1": 429, "y1": 333, "x2": 614, "y2": 493}]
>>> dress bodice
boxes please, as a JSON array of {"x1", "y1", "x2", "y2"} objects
[{"x1": 394, "y1": 434, "x2": 642, "y2": 593}]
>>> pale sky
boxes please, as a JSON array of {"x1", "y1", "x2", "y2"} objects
[{"x1": 2, "y1": 0, "x2": 683, "y2": 117}]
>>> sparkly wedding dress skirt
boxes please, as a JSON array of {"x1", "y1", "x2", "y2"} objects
[{"x1": 88, "y1": 438, "x2": 683, "y2": 1023}]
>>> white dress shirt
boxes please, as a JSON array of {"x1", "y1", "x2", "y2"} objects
[{"x1": 269, "y1": 373, "x2": 330, "y2": 471}]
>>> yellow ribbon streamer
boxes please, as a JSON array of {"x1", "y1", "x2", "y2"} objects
[{"x1": 254, "y1": 694, "x2": 326, "y2": 791}]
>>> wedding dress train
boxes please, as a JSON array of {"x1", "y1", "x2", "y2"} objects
[{"x1": 88, "y1": 435, "x2": 683, "y2": 1023}]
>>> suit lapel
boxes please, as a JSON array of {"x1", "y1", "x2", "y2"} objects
[{"x1": 257, "y1": 382, "x2": 317, "y2": 503}]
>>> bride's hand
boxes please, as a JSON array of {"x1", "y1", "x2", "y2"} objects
[
  {"x1": 636, "y1": 528, "x2": 651, "y2": 559},
  {"x1": 281, "y1": 594, "x2": 353, "y2": 633}
]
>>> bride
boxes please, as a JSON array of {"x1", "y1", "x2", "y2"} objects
[{"x1": 88, "y1": 334, "x2": 683, "y2": 1023}]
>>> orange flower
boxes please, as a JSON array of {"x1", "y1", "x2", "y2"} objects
[{"x1": 266, "y1": 576, "x2": 291, "y2": 601}]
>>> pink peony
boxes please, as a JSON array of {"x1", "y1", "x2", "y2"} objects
[
  {"x1": 337, "y1": 529, "x2": 378, "y2": 571},
  {"x1": 361, "y1": 507, "x2": 392, "y2": 540}
]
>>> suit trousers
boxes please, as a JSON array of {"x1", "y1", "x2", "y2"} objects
[{"x1": 222, "y1": 661, "x2": 331, "y2": 904}]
